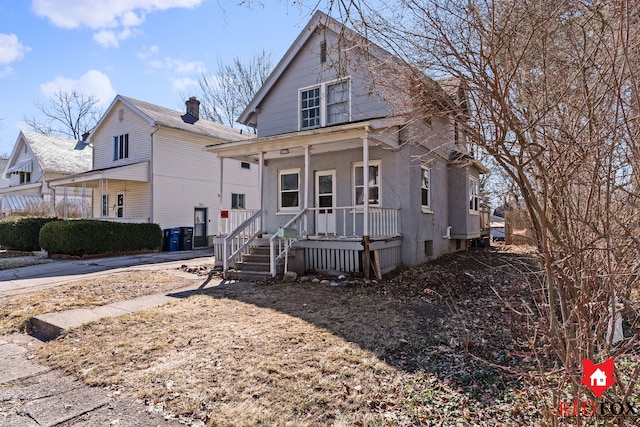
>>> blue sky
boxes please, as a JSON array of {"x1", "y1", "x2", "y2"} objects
[{"x1": 0, "y1": 0, "x2": 320, "y2": 156}]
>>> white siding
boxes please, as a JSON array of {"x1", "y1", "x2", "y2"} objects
[
  {"x1": 92, "y1": 180, "x2": 150, "y2": 222},
  {"x1": 92, "y1": 101, "x2": 152, "y2": 170}
]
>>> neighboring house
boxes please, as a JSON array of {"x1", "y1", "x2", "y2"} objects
[
  {"x1": 48, "y1": 95, "x2": 258, "y2": 248},
  {"x1": 0, "y1": 157, "x2": 9, "y2": 188},
  {"x1": 0, "y1": 131, "x2": 92, "y2": 217},
  {"x1": 206, "y1": 11, "x2": 488, "y2": 278}
]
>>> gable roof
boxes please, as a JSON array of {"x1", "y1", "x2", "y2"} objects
[
  {"x1": 91, "y1": 95, "x2": 253, "y2": 143},
  {"x1": 238, "y1": 11, "x2": 369, "y2": 126},
  {"x1": 238, "y1": 10, "x2": 460, "y2": 127},
  {"x1": 5, "y1": 131, "x2": 92, "y2": 176}
]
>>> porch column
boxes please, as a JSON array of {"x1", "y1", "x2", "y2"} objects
[
  {"x1": 362, "y1": 134, "x2": 371, "y2": 279},
  {"x1": 259, "y1": 152, "x2": 264, "y2": 228},
  {"x1": 362, "y1": 135, "x2": 369, "y2": 236},
  {"x1": 304, "y1": 145, "x2": 310, "y2": 233}
]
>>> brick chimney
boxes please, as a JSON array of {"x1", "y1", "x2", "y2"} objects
[{"x1": 183, "y1": 96, "x2": 200, "y2": 123}]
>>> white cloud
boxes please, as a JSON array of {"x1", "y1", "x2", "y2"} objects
[
  {"x1": 147, "y1": 57, "x2": 205, "y2": 75},
  {"x1": 0, "y1": 33, "x2": 30, "y2": 65},
  {"x1": 93, "y1": 27, "x2": 137, "y2": 48},
  {"x1": 40, "y1": 70, "x2": 117, "y2": 107},
  {"x1": 136, "y1": 44, "x2": 159, "y2": 60},
  {"x1": 172, "y1": 77, "x2": 197, "y2": 91},
  {"x1": 32, "y1": 0, "x2": 203, "y2": 47}
]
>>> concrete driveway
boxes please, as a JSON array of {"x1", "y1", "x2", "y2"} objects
[{"x1": 0, "y1": 249, "x2": 216, "y2": 296}]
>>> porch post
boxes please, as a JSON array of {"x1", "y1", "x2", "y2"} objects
[
  {"x1": 362, "y1": 133, "x2": 370, "y2": 279},
  {"x1": 304, "y1": 145, "x2": 310, "y2": 233},
  {"x1": 219, "y1": 156, "x2": 224, "y2": 235},
  {"x1": 362, "y1": 134, "x2": 370, "y2": 235},
  {"x1": 259, "y1": 152, "x2": 264, "y2": 229}
]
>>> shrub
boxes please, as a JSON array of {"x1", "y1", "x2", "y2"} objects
[
  {"x1": 0, "y1": 217, "x2": 57, "y2": 251},
  {"x1": 39, "y1": 220, "x2": 162, "y2": 257}
]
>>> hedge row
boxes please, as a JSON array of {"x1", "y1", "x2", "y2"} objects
[
  {"x1": 0, "y1": 217, "x2": 57, "y2": 251},
  {"x1": 39, "y1": 220, "x2": 162, "y2": 256}
]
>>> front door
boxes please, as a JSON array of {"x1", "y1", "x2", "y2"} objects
[
  {"x1": 315, "y1": 170, "x2": 336, "y2": 234},
  {"x1": 194, "y1": 208, "x2": 207, "y2": 247}
]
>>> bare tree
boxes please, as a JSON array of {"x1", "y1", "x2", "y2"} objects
[
  {"x1": 23, "y1": 90, "x2": 102, "y2": 140},
  {"x1": 195, "y1": 50, "x2": 272, "y2": 132},
  {"x1": 315, "y1": 0, "x2": 640, "y2": 415}
]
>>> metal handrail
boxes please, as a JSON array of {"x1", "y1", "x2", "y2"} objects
[
  {"x1": 269, "y1": 209, "x2": 308, "y2": 277},
  {"x1": 223, "y1": 209, "x2": 262, "y2": 273}
]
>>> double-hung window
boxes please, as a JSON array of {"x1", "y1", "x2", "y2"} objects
[
  {"x1": 278, "y1": 169, "x2": 300, "y2": 211},
  {"x1": 299, "y1": 78, "x2": 350, "y2": 130},
  {"x1": 113, "y1": 134, "x2": 129, "y2": 160},
  {"x1": 469, "y1": 177, "x2": 479, "y2": 213},
  {"x1": 301, "y1": 87, "x2": 321, "y2": 129},
  {"x1": 326, "y1": 79, "x2": 349, "y2": 124},
  {"x1": 421, "y1": 166, "x2": 431, "y2": 212},
  {"x1": 353, "y1": 160, "x2": 380, "y2": 206},
  {"x1": 231, "y1": 193, "x2": 246, "y2": 210}
]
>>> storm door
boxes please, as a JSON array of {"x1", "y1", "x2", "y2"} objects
[
  {"x1": 194, "y1": 208, "x2": 207, "y2": 247},
  {"x1": 315, "y1": 170, "x2": 336, "y2": 234}
]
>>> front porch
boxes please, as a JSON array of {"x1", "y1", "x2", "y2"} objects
[{"x1": 212, "y1": 205, "x2": 402, "y2": 278}]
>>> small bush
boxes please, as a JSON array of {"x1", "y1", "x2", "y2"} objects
[
  {"x1": 0, "y1": 217, "x2": 57, "y2": 251},
  {"x1": 40, "y1": 220, "x2": 162, "y2": 257}
]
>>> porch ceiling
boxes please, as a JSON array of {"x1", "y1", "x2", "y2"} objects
[
  {"x1": 206, "y1": 118, "x2": 403, "y2": 162},
  {"x1": 48, "y1": 161, "x2": 150, "y2": 188}
]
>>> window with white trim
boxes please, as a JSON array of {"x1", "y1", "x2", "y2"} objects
[
  {"x1": 299, "y1": 78, "x2": 350, "y2": 130},
  {"x1": 353, "y1": 160, "x2": 380, "y2": 206},
  {"x1": 469, "y1": 177, "x2": 479, "y2": 213},
  {"x1": 101, "y1": 194, "x2": 109, "y2": 217},
  {"x1": 421, "y1": 166, "x2": 431, "y2": 211},
  {"x1": 231, "y1": 193, "x2": 246, "y2": 209},
  {"x1": 113, "y1": 134, "x2": 129, "y2": 160},
  {"x1": 278, "y1": 169, "x2": 300, "y2": 211}
]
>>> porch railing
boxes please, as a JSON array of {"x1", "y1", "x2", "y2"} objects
[
  {"x1": 269, "y1": 209, "x2": 308, "y2": 277},
  {"x1": 268, "y1": 206, "x2": 400, "y2": 277},
  {"x1": 223, "y1": 209, "x2": 262, "y2": 274},
  {"x1": 308, "y1": 206, "x2": 400, "y2": 237},
  {"x1": 217, "y1": 209, "x2": 258, "y2": 236}
]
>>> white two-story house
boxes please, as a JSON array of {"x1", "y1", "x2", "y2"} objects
[{"x1": 48, "y1": 95, "x2": 259, "y2": 248}]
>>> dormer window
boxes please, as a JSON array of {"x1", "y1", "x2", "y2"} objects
[{"x1": 299, "y1": 77, "x2": 350, "y2": 130}]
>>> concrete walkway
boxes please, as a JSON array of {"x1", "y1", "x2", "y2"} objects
[
  {"x1": 0, "y1": 248, "x2": 216, "y2": 296},
  {"x1": 0, "y1": 249, "x2": 226, "y2": 426}
]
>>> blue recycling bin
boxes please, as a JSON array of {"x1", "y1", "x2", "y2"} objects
[{"x1": 163, "y1": 228, "x2": 180, "y2": 252}]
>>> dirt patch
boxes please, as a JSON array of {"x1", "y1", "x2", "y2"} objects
[{"x1": 35, "y1": 248, "x2": 549, "y2": 426}]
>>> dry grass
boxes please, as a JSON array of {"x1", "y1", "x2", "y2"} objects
[
  {"x1": 0, "y1": 270, "x2": 202, "y2": 335},
  {"x1": 35, "y1": 250, "x2": 547, "y2": 426}
]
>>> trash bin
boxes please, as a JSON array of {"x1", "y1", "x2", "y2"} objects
[
  {"x1": 179, "y1": 226, "x2": 193, "y2": 251},
  {"x1": 163, "y1": 228, "x2": 180, "y2": 252}
]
